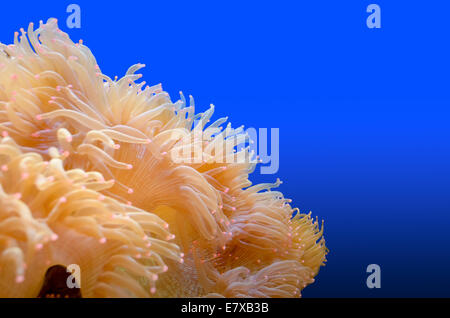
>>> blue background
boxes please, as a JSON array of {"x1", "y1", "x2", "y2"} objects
[{"x1": 1, "y1": 1, "x2": 449, "y2": 297}]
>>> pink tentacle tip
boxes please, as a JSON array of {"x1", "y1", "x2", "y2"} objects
[
  {"x1": 99, "y1": 237, "x2": 107, "y2": 244},
  {"x1": 51, "y1": 234, "x2": 59, "y2": 241},
  {"x1": 35, "y1": 114, "x2": 43, "y2": 121},
  {"x1": 15, "y1": 275, "x2": 25, "y2": 284}
]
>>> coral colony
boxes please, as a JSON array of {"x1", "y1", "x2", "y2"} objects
[{"x1": 0, "y1": 19, "x2": 327, "y2": 297}]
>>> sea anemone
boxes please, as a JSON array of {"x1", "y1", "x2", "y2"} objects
[{"x1": 0, "y1": 18, "x2": 327, "y2": 298}]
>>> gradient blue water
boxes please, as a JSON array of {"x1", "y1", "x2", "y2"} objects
[{"x1": 1, "y1": 1, "x2": 449, "y2": 297}]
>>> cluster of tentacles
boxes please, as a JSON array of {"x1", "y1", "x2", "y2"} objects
[{"x1": 0, "y1": 18, "x2": 327, "y2": 298}]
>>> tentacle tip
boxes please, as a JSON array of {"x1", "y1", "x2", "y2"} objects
[{"x1": 15, "y1": 275, "x2": 25, "y2": 284}]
